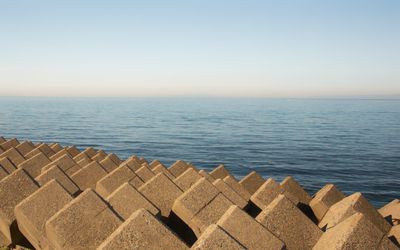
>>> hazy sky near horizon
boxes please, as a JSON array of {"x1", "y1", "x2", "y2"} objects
[{"x1": 0, "y1": 1, "x2": 399, "y2": 98}]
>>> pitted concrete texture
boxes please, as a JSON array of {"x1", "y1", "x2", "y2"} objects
[
  {"x1": 139, "y1": 173, "x2": 183, "y2": 218},
  {"x1": 280, "y1": 176, "x2": 312, "y2": 205},
  {"x1": 97, "y1": 209, "x2": 188, "y2": 250},
  {"x1": 152, "y1": 164, "x2": 175, "y2": 180},
  {"x1": 95, "y1": 165, "x2": 141, "y2": 198},
  {"x1": 81, "y1": 147, "x2": 97, "y2": 159},
  {"x1": 217, "y1": 205, "x2": 285, "y2": 249},
  {"x1": 0, "y1": 138, "x2": 19, "y2": 151},
  {"x1": 0, "y1": 148, "x2": 25, "y2": 166},
  {"x1": 251, "y1": 178, "x2": 284, "y2": 209},
  {"x1": 91, "y1": 150, "x2": 107, "y2": 162},
  {"x1": 314, "y1": 213, "x2": 398, "y2": 250},
  {"x1": 65, "y1": 146, "x2": 80, "y2": 158},
  {"x1": 318, "y1": 192, "x2": 391, "y2": 233},
  {"x1": 198, "y1": 170, "x2": 216, "y2": 183},
  {"x1": 34, "y1": 144, "x2": 55, "y2": 158},
  {"x1": 17, "y1": 152, "x2": 51, "y2": 178},
  {"x1": 15, "y1": 141, "x2": 35, "y2": 157},
  {"x1": 35, "y1": 165, "x2": 80, "y2": 196},
  {"x1": 42, "y1": 154, "x2": 81, "y2": 176},
  {"x1": 70, "y1": 161, "x2": 108, "y2": 190},
  {"x1": 310, "y1": 184, "x2": 346, "y2": 222},
  {"x1": 50, "y1": 143, "x2": 63, "y2": 153},
  {"x1": 135, "y1": 165, "x2": 155, "y2": 182},
  {"x1": 0, "y1": 157, "x2": 17, "y2": 174},
  {"x1": 49, "y1": 149, "x2": 71, "y2": 161},
  {"x1": 209, "y1": 164, "x2": 234, "y2": 180},
  {"x1": 77, "y1": 157, "x2": 92, "y2": 168},
  {"x1": 174, "y1": 168, "x2": 202, "y2": 191},
  {"x1": 379, "y1": 199, "x2": 400, "y2": 226},
  {"x1": 169, "y1": 160, "x2": 193, "y2": 178},
  {"x1": 256, "y1": 194, "x2": 323, "y2": 250},
  {"x1": 45, "y1": 189, "x2": 122, "y2": 250},
  {"x1": 99, "y1": 156, "x2": 118, "y2": 173},
  {"x1": 119, "y1": 157, "x2": 142, "y2": 172},
  {"x1": 73, "y1": 151, "x2": 91, "y2": 165},
  {"x1": 0, "y1": 169, "x2": 39, "y2": 244},
  {"x1": 239, "y1": 171, "x2": 265, "y2": 195},
  {"x1": 212, "y1": 179, "x2": 247, "y2": 209},
  {"x1": 106, "y1": 182, "x2": 160, "y2": 220},
  {"x1": 14, "y1": 180, "x2": 73, "y2": 250},
  {"x1": 107, "y1": 153, "x2": 122, "y2": 165},
  {"x1": 150, "y1": 159, "x2": 162, "y2": 169},
  {"x1": 223, "y1": 175, "x2": 251, "y2": 201},
  {"x1": 190, "y1": 224, "x2": 245, "y2": 250},
  {"x1": 0, "y1": 166, "x2": 7, "y2": 181}
]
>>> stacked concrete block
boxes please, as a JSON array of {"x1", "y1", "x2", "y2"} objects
[
  {"x1": 0, "y1": 138, "x2": 19, "y2": 151},
  {"x1": 239, "y1": 171, "x2": 265, "y2": 194},
  {"x1": 65, "y1": 145, "x2": 80, "y2": 157},
  {"x1": 120, "y1": 157, "x2": 142, "y2": 172},
  {"x1": 309, "y1": 184, "x2": 346, "y2": 221},
  {"x1": 314, "y1": 213, "x2": 398, "y2": 250},
  {"x1": 209, "y1": 164, "x2": 234, "y2": 180},
  {"x1": 256, "y1": 194, "x2": 323, "y2": 250},
  {"x1": 50, "y1": 143, "x2": 63, "y2": 153},
  {"x1": 42, "y1": 154, "x2": 81, "y2": 176},
  {"x1": 379, "y1": 199, "x2": 400, "y2": 226},
  {"x1": 0, "y1": 169, "x2": 39, "y2": 244},
  {"x1": 190, "y1": 224, "x2": 245, "y2": 250},
  {"x1": 280, "y1": 176, "x2": 312, "y2": 205},
  {"x1": 139, "y1": 173, "x2": 183, "y2": 218},
  {"x1": 70, "y1": 161, "x2": 108, "y2": 190},
  {"x1": 169, "y1": 160, "x2": 194, "y2": 178},
  {"x1": 107, "y1": 153, "x2": 122, "y2": 165},
  {"x1": 0, "y1": 157, "x2": 17, "y2": 174},
  {"x1": 0, "y1": 148, "x2": 25, "y2": 166},
  {"x1": 389, "y1": 225, "x2": 400, "y2": 247},
  {"x1": 172, "y1": 178, "x2": 234, "y2": 236},
  {"x1": 174, "y1": 168, "x2": 203, "y2": 191},
  {"x1": 45, "y1": 189, "x2": 122, "y2": 250},
  {"x1": 91, "y1": 150, "x2": 107, "y2": 162},
  {"x1": 318, "y1": 192, "x2": 391, "y2": 233},
  {"x1": 106, "y1": 182, "x2": 160, "y2": 220},
  {"x1": 198, "y1": 170, "x2": 216, "y2": 183},
  {"x1": 14, "y1": 180, "x2": 73, "y2": 250},
  {"x1": 217, "y1": 205, "x2": 285, "y2": 249},
  {"x1": 0, "y1": 166, "x2": 7, "y2": 180},
  {"x1": 135, "y1": 164, "x2": 155, "y2": 182},
  {"x1": 0, "y1": 136, "x2": 5, "y2": 144},
  {"x1": 223, "y1": 175, "x2": 251, "y2": 201},
  {"x1": 35, "y1": 165, "x2": 80, "y2": 196},
  {"x1": 81, "y1": 147, "x2": 97, "y2": 159},
  {"x1": 212, "y1": 179, "x2": 247, "y2": 209},
  {"x1": 34, "y1": 144, "x2": 55, "y2": 158},
  {"x1": 97, "y1": 209, "x2": 188, "y2": 250},
  {"x1": 49, "y1": 148, "x2": 70, "y2": 161},
  {"x1": 15, "y1": 141, "x2": 35, "y2": 157},
  {"x1": 73, "y1": 151, "x2": 92, "y2": 165},
  {"x1": 152, "y1": 163, "x2": 175, "y2": 180},
  {"x1": 99, "y1": 155, "x2": 118, "y2": 173},
  {"x1": 17, "y1": 152, "x2": 51, "y2": 178},
  {"x1": 150, "y1": 159, "x2": 162, "y2": 169}
]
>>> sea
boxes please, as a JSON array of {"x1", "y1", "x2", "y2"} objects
[{"x1": 0, "y1": 97, "x2": 399, "y2": 207}]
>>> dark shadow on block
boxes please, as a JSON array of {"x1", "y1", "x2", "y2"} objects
[
  {"x1": 244, "y1": 200, "x2": 262, "y2": 218},
  {"x1": 167, "y1": 212, "x2": 197, "y2": 246},
  {"x1": 10, "y1": 220, "x2": 34, "y2": 249},
  {"x1": 297, "y1": 202, "x2": 318, "y2": 224},
  {"x1": 389, "y1": 235, "x2": 400, "y2": 248}
]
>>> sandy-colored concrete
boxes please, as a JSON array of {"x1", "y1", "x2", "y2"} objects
[
  {"x1": 17, "y1": 152, "x2": 51, "y2": 178},
  {"x1": 152, "y1": 163, "x2": 175, "y2": 180},
  {"x1": 49, "y1": 148, "x2": 71, "y2": 161},
  {"x1": 119, "y1": 157, "x2": 142, "y2": 172},
  {"x1": 0, "y1": 157, "x2": 17, "y2": 174},
  {"x1": 0, "y1": 166, "x2": 7, "y2": 181},
  {"x1": 33, "y1": 144, "x2": 55, "y2": 158},
  {"x1": 209, "y1": 164, "x2": 234, "y2": 180},
  {"x1": 97, "y1": 209, "x2": 188, "y2": 250},
  {"x1": 81, "y1": 147, "x2": 97, "y2": 159},
  {"x1": 50, "y1": 143, "x2": 63, "y2": 153},
  {"x1": 169, "y1": 160, "x2": 194, "y2": 178},
  {"x1": 14, "y1": 180, "x2": 73, "y2": 250},
  {"x1": 71, "y1": 161, "x2": 108, "y2": 190},
  {"x1": 256, "y1": 194, "x2": 322, "y2": 250},
  {"x1": 174, "y1": 168, "x2": 202, "y2": 191},
  {"x1": 0, "y1": 148, "x2": 25, "y2": 167},
  {"x1": 389, "y1": 225, "x2": 400, "y2": 247},
  {"x1": 45, "y1": 189, "x2": 122, "y2": 250},
  {"x1": 150, "y1": 159, "x2": 162, "y2": 169},
  {"x1": 107, "y1": 153, "x2": 122, "y2": 165},
  {"x1": 135, "y1": 164, "x2": 155, "y2": 182},
  {"x1": 318, "y1": 192, "x2": 391, "y2": 233},
  {"x1": 217, "y1": 205, "x2": 285, "y2": 249},
  {"x1": 310, "y1": 184, "x2": 346, "y2": 222},
  {"x1": 139, "y1": 173, "x2": 183, "y2": 218},
  {"x1": 250, "y1": 178, "x2": 284, "y2": 209},
  {"x1": 77, "y1": 157, "x2": 92, "y2": 167},
  {"x1": 223, "y1": 175, "x2": 251, "y2": 201},
  {"x1": 0, "y1": 138, "x2": 19, "y2": 151},
  {"x1": 65, "y1": 145, "x2": 80, "y2": 158},
  {"x1": 212, "y1": 179, "x2": 247, "y2": 209},
  {"x1": 91, "y1": 150, "x2": 107, "y2": 162},
  {"x1": 95, "y1": 165, "x2": 142, "y2": 198},
  {"x1": 379, "y1": 199, "x2": 400, "y2": 226},
  {"x1": 190, "y1": 224, "x2": 245, "y2": 250},
  {"x1": 15, "y1": 141, "x2": 35, "y2": 157},
  {"x1": 280, "y1": 176, "x2": 312, "y2": 205},
  {"x1": 198, "y1": 170, "x2": 216, "y2": 183},
  {"x1": 35, "y1": 165, "x2": 80, "y2": 196},
  {"x1": 73, "y1": 151, "x2": 91, "y2": 165},
  {"x1": 42, "y1": 154, "x2": 81, "y2": 176},
  {"x1": 99, "y1": 156, "x2": 118, "y2": 173},
  {"x1": 239, "y1": 171, "x2": 265, "y2": 194},
  {"x1": 0, "y1": 169, "x2": 39, "y2": 244},
  {"x1": 314, "y1": 212, "x2": 398, "y2": 250},
  {"x1": 106, "y1": 182, "x2": 160, "y2": 220}
]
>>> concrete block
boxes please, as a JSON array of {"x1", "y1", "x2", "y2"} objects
[
  {"x1": 0, "y1": 148, "x2": 25, "y2": 166},
  {"x1": 42, "y1": 154, "x2": 81, "y2": 176},
  {"x1": 150, "y1": 159, "x2": 162, "y2": 169},
  {"x1": 379, "y1": 199, "x2": 400, "y2": 226},
  {"x1": 174, "y1": 168, "x2": 202, "y2": 191},
  {"x1": 119, "y1": 157, "x2": 142, "y2": 172},
  {"x1": 107, "y1": 153, "x2": 122, "y2": 165},
  {"x1": 389, "y1": 225, "x2": 400, "y2": 247},
  {"x1": 106, "y1": 182, "x2": 160, "y2": 220},
  {"x1": 139, "y1": 173, "x2": 183, "y2": 218},
  {"x1": 91, "y1": 150, "x2": 107, "y2": 162},
  {"x1": 0, "y1": 157, "x2": 17, "y2": 174},
  {"x1": 17, "y1": 152, "x2": 51, "y2": 178},
  {"x1": 256, "y1": 194, "x2": 322, "y2": 250},
  {"x1": 0, "y1": 166, "x2": 7, "y2": 181},
  {"x1": 65, "y1": 145, "x2": 80, "y2": 157},
  {"x1": 25, "y1": 148, "x2": 42, "y2": 159},
  {"x1": 99, "y1": 156, "x2": 118, "y2": 173},
  {"x1": 97, "y1": 209, "x2": 188, "y2": 250},
  {"x1": 14, "y1": 180, "x2": 73, "y2": 250},
  {"x1": 152, "y1": 163, "x2": 175, "y2": 180},
  {"x1": 34, "y1": 144, "x2": 55, "y2": 158},
  {"x1": 0, "y1": 138, "x2": 19, "y2": 151},
  {"x1": 49, "y1": 148, "x2": 71, "y2": 161},
  {"x1": 15, "y1": 141, "x2": 35, "y2": 157},
  {"x1": 135, "y1": 165, "x2": 155, "y2": 182},
  {"x1": 280, "y1": 176, "x2": 312, "y2": 205},
  {"x1": 35, "y1": 165, "x2": 80, "y2": 196},
  {"x1": 217, "y1": 205, "x2": 285, "y2": 249},
  {"x1": 73, "y1": 151, "x2": 91, "y2": 164},
  {"x1": 198, "y1": 170, "x2": 216, "y2": 183},
  {"x1": 239, "y1": 171, "x2": 265, "y2": 194},
  {"x1": 310, "y1": 184, "x2": 346, "y2": 222},
  {"x1": 45, "y1": 189, "x2": 122, "y2": 250},
  {"x1": 314, "y1": 212, "x2": 397, "y2": 250},
  {"x1": 71, "y1": 161, "x2": 107, "y2": 190},
  {"x1": 95, "y1": 165, "x2": 142, "y2": 198},
  {"x1": 0, "y1": 136, "x2": 5, "y2": 144},
  {"x1": 223, "y1": 175, "x2": 251, "y2": 201},
  {"x1": 319, "y1": 192, "x2": 391, "y2": 233},
  {"x1": 212, "y1": 179, "x2": 247, "y2": 209},
  {"x1": 190, "y1": 224, "x2": 245, "y2": 250},
  {"x1": 0, "y1": 169, "x2": 39, "y2": 244},
  {"x1": 81, "y1": 147, "x2": 97, "y2": 159},
  {"x1": 169, "y1": 160, "x2": 192, "y2": 178},
  {"x1": 50, "y1": 143, "x2": 63, "y2": 153},
  {"x1": 77, "y1": 157, "x2": 92, "y2": 167},
  {"x1": 209, "y1": 164, "x2": 234, "y2": 180}
]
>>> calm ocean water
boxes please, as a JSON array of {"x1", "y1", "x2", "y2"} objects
[{"x1": 0, "y1": 97, "x2": 399, "y2": 207}]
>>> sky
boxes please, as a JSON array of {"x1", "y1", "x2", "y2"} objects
[{"x1": 0, "y1": 0, "x2": 399, "y2": 98}]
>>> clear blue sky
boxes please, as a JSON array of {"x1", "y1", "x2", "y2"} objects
[{"x1": 0, "y1": 0, "x2": 399, "y2": 97}]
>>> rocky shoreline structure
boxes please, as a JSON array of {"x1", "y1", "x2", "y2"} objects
[{"x1": 0, "y1": 136, "x2": 399, "y2": 249}]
